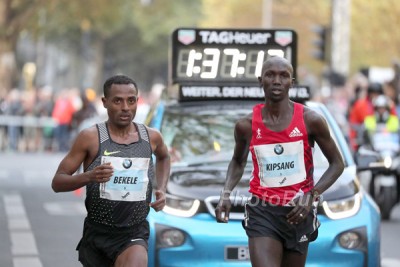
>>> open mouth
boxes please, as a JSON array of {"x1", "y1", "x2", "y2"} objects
[
  {"x1": 119, "y1": 114, "x2": 131, "y2": 120},
  {"x1": 271, "y1": 88, "x2": 283, "y2": 94}
]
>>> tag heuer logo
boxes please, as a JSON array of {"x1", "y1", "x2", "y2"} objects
[
  {"x1": 178, "y1": 29, "x2": 196, "y2": 45},
  {"x1": 275, "y1": 31, "x2": 293, "y2": 46}
]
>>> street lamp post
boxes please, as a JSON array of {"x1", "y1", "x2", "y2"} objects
[
  {"x1": 331, "y1": 0, "x2": 351, "y2": 77},
  {"x1": 262, "y1": 0, "x2": 272, "y2": 28}
]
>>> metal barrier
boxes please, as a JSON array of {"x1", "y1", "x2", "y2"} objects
[
  {"x1": 0, "y1": 112, "x2": 149, "y2": 152},
  {"x1": 0, "y1": 115, "x2": 59, "y2": 152},
  {"x1": 0, "y1": 115, "x2": 57, "y2": 127}
]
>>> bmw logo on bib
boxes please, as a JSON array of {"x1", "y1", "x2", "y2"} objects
[
  {"x1": 122, "y1": 159, "x2": 132, "y2": 169},
  {"x1": 274, "y1": 144, "x2": 284, "y2": 155}
]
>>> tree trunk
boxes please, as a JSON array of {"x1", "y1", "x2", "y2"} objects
[
  {"x1": 93, "y1": 37, "x2": 104, "y2": 93},
  {"x1": 0, "y1": 41, "x2": 17, "y2": 95},
  {"x1": 81, "y1": 35, "x2": 104, "y2": 93}
]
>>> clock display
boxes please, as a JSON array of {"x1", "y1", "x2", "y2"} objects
[{"x1": 171, "y1": 28, "x2": 297, "y2": 86}]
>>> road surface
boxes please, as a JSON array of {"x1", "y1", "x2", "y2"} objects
[{"x1": 0, "y1": 152, "x2": 399, "y2": 267}]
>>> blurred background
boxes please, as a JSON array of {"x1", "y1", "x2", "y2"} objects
[
  {"x1": 0, "y1": 0, "x2": 399, "y2": 91},
  {"x1": 1, "y1": 1, "x2": 400, "y2": 267},
  {"x1": 0, "y1": 0, "x2": 399, "y2": 152}
]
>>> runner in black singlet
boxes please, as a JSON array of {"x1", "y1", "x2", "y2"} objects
[{"x1": 51, "y1": 75, "x2": 170, "y2": 267}]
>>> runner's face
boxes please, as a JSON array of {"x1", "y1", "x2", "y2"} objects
[
  {"x1": 258, "y1": 58, "x2": 293, "y2": 102},
  {"x1": 102, "y1": 83, "x2": 138, "y2": 127}
]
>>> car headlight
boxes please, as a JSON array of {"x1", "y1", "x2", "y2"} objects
[
  {"x1": 384, "y1": 156, "x2": 392, "y2": 168},
  {"x1": 155, "y1": 224, "x2": 186, "y2": 248},
  {"x1": 339, "y1": 231, "x2": 361, "y2": 249},
  {"x1": 337, "y1": 227, "x2": 368, "y2": 251},
  {"x1": 322, "y1": 192, "x2": 361, "y2": 220},
  {"x1": 162, "y1": 194, "x2": 200, "y2": 217}
]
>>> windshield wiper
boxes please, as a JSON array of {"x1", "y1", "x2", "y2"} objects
[{"x1": 186, "y1": 159, "x2": 231, "y2": 167}]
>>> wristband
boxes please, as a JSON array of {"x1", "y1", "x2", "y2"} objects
[{"x1": 310, "y1": 188, "x2": 320, "y2": 201}]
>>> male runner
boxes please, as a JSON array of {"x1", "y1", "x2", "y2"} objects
[
  {"x1": 51, "y1": 74, "x2": 170, "y2": 267},
  {"x1": 215, "y1": 56, "x2": 344, "y2": 267}
]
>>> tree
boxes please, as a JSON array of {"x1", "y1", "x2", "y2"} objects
[
  {"x1": 0, "y1": 0, "x2": 46, "y2": 95},
  {"x1": 8, "y1": 0, "x2": 400, "y2": 96},
  {"x1": 199, "y1": 0, "x2": 262, "y2": 27},
  {"x1": 128, "y1": 0, "x2": 203, "y2": 88},
  {"x1": 36, "y1": 0, "x2": 135, "y2": 90},
  {"x1": 351, "y1": 0, "x2": 400, "y2": 72},
  {"x1": 29, "y1": 0, "x2": 203, "y2": 91},
  {"x1": 198, "y1": 0, "x2": 330, "y2": 77}
]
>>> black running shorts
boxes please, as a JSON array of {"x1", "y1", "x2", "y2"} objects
[
  {"x1": 242, "y1": 196, "x2": 319, "y2": 254},
  {"x1": 76, "y1": 218, "x2": 149, "y2": 267}
]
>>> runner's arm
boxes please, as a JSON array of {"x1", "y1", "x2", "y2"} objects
[
  {"x1": 222, "y1": 117, "x2": 252, "y2": 197},
  {"x1": 215, "y1": 116, "x2": 252, "y2": 222},
  {"x1": 148, "y1": 127, "x2": 171, "y2": 211},
  {"x1": 287, "y1": 108, "x2": 344, "y2": 223},
  {"x1": 307, "y1": 108, "x2": 345, "y2": 195},
  {"x1": 51, "y1": 127, "x2": 113, "y2": 192}
]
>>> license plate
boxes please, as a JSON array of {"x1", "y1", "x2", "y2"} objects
[{"x1": 225, "y1": 246, "x2": 250, "y2": 261}]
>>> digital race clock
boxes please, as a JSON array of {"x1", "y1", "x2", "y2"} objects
[{"x1": 171, "y1": 28, "x2": 297, "y2": 86}]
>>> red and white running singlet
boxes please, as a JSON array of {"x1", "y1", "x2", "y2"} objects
[{"x1": 249, "y1": 103, "x2": 314, "y2": 206}]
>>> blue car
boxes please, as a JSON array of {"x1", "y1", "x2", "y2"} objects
[{"x1": 145, "y1": 98, "x2": 381, "y2": 267}]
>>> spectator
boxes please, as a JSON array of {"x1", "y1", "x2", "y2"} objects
[
  {"x1": 348, "y1": 82, "x2": 387, "y2": 152},
  {"x1": 0, "y1": 92, "x2": 7, "y2": 150},
  {"x1": 52, "y1": 89, "x2": 75, "y2": 152},
  {"x1": 71, "y1": 88, "x2": 98, "y2": 130},
  {"x1": 4, "y1": 89, "x2": 23, "y2": 151},
  {"x1": 70, "y1": 88, "x2": 98, "y2": 141},
  {"x1": 387, "y1": 60, "x2": 400, "y2": 114},
  {"x1": 20, "y1": 89, "x2": 38, "y2": 152},
  {"x1": 362, "y1": 95, "x2": 399, "y2": 147},
  {"x1": 35, "y1": 85, "x2": 55, "y2": 151}
]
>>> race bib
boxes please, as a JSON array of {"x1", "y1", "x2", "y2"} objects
[
  {"x1": 100, "y1": 156, "x2": 150, "y2": 202},
  {"x1": 254, "y1": 140, "x2": 306, "y2": 188}
]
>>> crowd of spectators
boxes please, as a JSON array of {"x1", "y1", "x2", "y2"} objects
[
  {"x1": 0, "y1": 84, "x2": 160, "y2": 153},
  {"x1": 1, "y1": 66, "x2": 397, "y2": 156},
  {"x1": 0, "y1": 86, "x2": 99, "y2": 153}
]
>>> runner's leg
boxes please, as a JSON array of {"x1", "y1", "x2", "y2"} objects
[
  {"x1": 249, "y1": 236, "x2": 283, "y2": 267},
  {"x1": 114, "y1": 244, "x2": 147, "y2": 267},
  {"x1": 281, "y1": 246, "x2": 309, "y2": 267}
]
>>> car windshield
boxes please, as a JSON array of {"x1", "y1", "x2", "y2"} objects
[
  {"x1": 160, "y1": 103, "x2": 341, "y2": 169},
  {"x1": 161, "y1": 106, "x2": 245, "y2": 165}
]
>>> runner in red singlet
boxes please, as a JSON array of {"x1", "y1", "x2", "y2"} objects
[{"x1": 215, "y1": 56, "x2": 344, "y2": 267}]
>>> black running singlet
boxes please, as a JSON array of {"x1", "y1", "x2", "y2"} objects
[{"x1": 84, "y1": 122, "x2": 154, "y2": 227}]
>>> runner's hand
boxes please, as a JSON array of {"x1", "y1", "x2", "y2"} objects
[
  {"x1": 150, "y1": 190, "x2": 166, "y2": 212},
  {"x1": 92, "y1": 162, "x2": 113, "y2": 183},
  {"x1": 215, "y1": 197, "x2": 232, "y2": 223},
  {"x1": 286, "y1": 192, "x2": 313, "y2": 225}
]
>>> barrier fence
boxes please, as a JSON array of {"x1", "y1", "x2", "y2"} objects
[
  {"x1": 0, "y1": 115, "x2": 57, "y2": 127},
  {"x1": 0, "y1": 115, "x2": 60, "y2": 152}
]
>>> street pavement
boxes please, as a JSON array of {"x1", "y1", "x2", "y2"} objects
[
  {"x1": 0, "y1": 152, "x2": 84, "y2": 267},
  {"x1": 0, "y1": 152, "x2": 399, "y2": 267}
]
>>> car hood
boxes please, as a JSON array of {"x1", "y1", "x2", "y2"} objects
[
  {"x1": 167, "y1": 164, "x2": 358, "y2": 201},
  {"x1": 167, "y1": 166, "x2": 252, "y2": 200}
]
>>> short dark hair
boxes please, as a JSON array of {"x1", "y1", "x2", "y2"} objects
[{"x1": 103, "y1": 75, "x2": 138, "y2": 97}]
